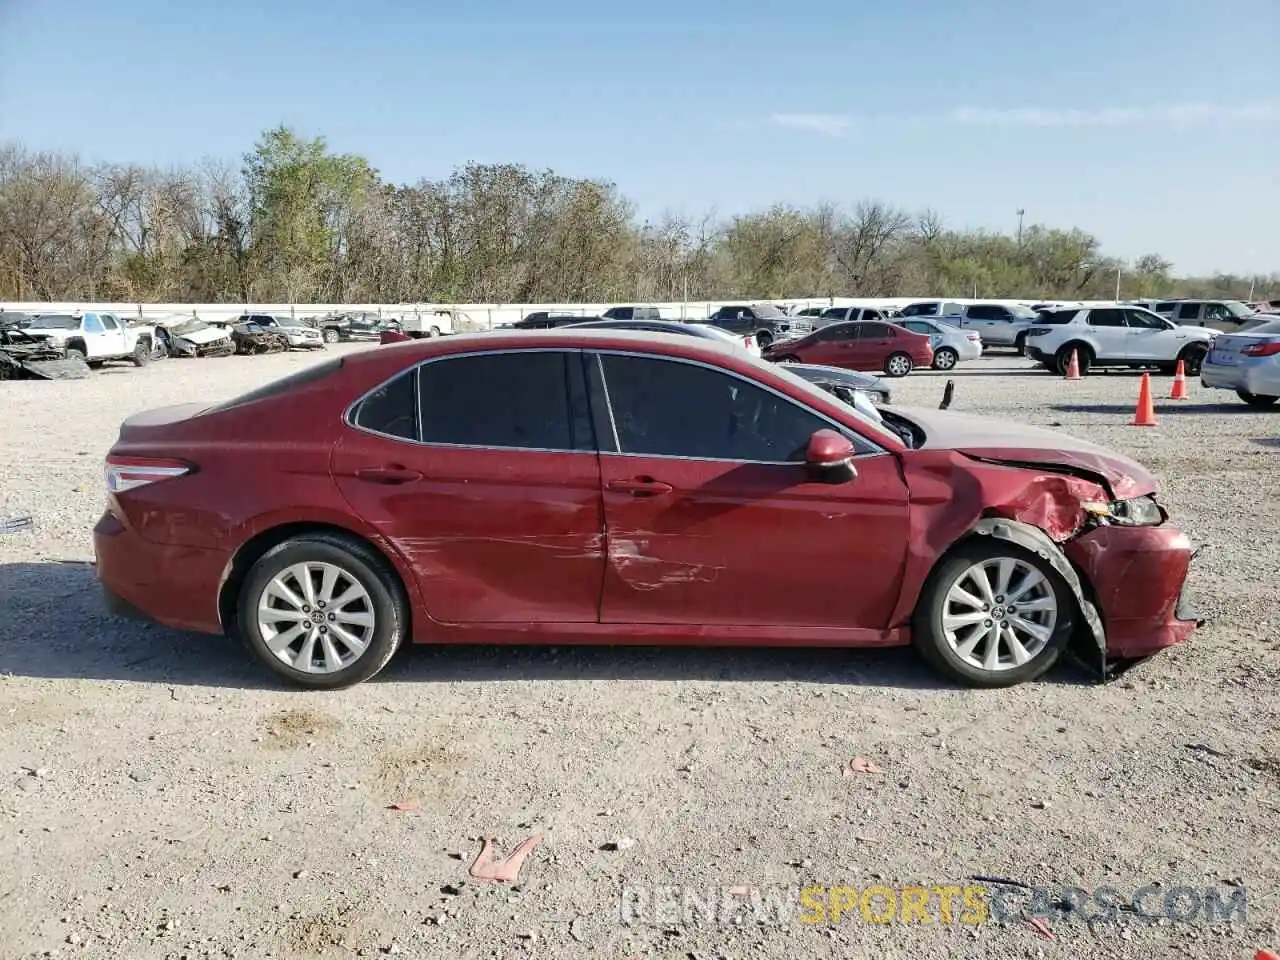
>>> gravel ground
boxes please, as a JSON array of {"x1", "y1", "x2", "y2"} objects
[{"x1": 1, "y1": 345, "x2": 1277, "y2": 960}]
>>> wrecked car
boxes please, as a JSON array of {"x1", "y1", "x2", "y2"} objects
[
  {"x1": 231, "y1": 320, "x2": 292, "y2": 354},
  {"x1": 153, "y1": 317, "x2": 236, "y2": 358},
  {"x1": 94, "y1": 329, "x2": 1199, "y2": 690},
  {"x1": 1, "y1": 319, "x2": 91, "y2": 379}
]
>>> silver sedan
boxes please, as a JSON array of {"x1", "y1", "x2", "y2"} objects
[
  {"x1": 1200, "y1": 318, "x2": 1280, "y2": 407},
  {"x1": 896, "y1": 319, "x2": 983, "y2": 371}
]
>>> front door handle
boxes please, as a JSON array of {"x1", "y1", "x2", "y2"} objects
[
  {"x1": 607, "y1": 476, "x2": 673, "y2": 498},
  {"x1": 354, "y1": 465, "x2": 423, "y2": 484}
]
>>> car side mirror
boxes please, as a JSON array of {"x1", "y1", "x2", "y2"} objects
[{"x1": 805, "y1": 429, "x2": 857, "y2": 483}]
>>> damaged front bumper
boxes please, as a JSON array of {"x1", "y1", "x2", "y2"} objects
[
  {"x1": 971, "y1": 517, "x2": 1203, "y2": 682},
  {"x1": 1063, "y1": 526, "x2": 1204, "y2": 679}
]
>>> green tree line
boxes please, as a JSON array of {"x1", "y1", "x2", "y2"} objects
[{"x1": 0, "y1": 125, "x2": 1274, "y2": 305}]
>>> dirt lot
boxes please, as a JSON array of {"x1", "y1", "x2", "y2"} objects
[{"x1": 1, "y1": 345, "x2": 1277, "y2": 960}]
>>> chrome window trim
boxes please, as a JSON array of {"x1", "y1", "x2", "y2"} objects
[{"x1": 343, "y1": 344, "x2": 895, "y2": 461}]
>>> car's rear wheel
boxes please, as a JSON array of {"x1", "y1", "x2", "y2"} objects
[
  {"x1": 754, "y1": 331, "x2": 773, "y2": 350},
  {"x1": 913, "y1": 541, "x2": 1073, "y2": 687},
  {"x1": 884, "y1": 352, "x2": 913, "y2": 377},
  {"x1": 237, "y1": 534, "x2": 407, "y2": 689},
  {"x1": 1055, "y1": 343, "x2": 1092, "y2": 376},
  {"x1": 932, "y1": 347, "x2": 958, "y2": 371},
  {"x1": 1237, "y1": 389, "x2": 1278, "y2": 408},
  {"x1": 131, "y1": 339, "x2": 151, "y2": 367}
]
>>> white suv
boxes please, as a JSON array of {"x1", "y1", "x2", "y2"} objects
[{"x1": 1024, "y1": 306, "x2": 1215, "y2": 376}]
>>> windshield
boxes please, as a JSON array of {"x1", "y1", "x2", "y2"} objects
[
  {"x1": 765, "y1": 361, "x2": 900, "y2": 443},
  {"x1": 753, "y1": 304, "x2": 787, "y2": 319},
  {"x1": 29, "y1": 314, "x2": 79, "y2": 329},
  {"x1": 1247, "y1": 320, "x2": 1280, "y2": 335},
  {"x1": 1224, "y1": 301, "x2": 1255, "y2": 318},
  {"x1": 1009, "y1": 305, "x2": 1040, "y2": 319}
]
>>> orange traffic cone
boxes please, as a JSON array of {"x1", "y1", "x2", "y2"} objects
[
  {"x1": 1132, "y1": 372, "x2": 1157, "y2": 426},
  {"x1": 1170, "y1": 359, "x2": 1188, "y2": 399},
  {"x1": 1064, "y1": 349, "x2": 1082, "y2": 380}
]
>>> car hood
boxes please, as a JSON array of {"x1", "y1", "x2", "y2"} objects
[
  {"x1": 892, "y1": 406, "x2": 1156, "y2": 499},
  {"x1": 1174, "y1": 324, "x2": 1217, "y2": 337}
]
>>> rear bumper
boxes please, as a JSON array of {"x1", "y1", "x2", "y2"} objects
[
  {"x1": 1063, "y1": 523, "x2": 1200, "y2": 659},
  {"x1": 1026, "y1": 345, "x2": 1051, "y2": 364},
  {"x1": 1199, "y1": 360, "x2": 1245, "y2": 390},
  {"x1": 93, "y1": 510, "x2": 229, "y2": 635}
]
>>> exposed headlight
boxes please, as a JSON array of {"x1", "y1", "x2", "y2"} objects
[{"x1": 1083, "y1": 495, "x2": 1166, "y2": 526}]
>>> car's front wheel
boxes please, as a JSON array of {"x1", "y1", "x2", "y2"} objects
[
  {"x1": 322, "y1": 328, "x2": 340, "y2": 343},
  {"x1": 236, "y1": 534, "x2": 408, "y2": 689},
  {"x1": 913, "y1": 541, "x2": 1073, "y2": 687},
  {"x1": 932, "y1": 347, "x2": 958, "y2": 371},
  {"x1": 754, "y1": 331, "x2": 773, "y2": 350},
  {"x1": 1178, "y1": 343, "x2": 1208, "y2": 377},
  {"x1": 1237, "y1": 389, "x2": 1278, "y2": 408},
  {"x1": 1014, "y1": 332, "x2": 1028, "y2": 356}
]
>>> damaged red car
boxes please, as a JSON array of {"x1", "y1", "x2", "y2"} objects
[{"x1": 94, "y1": 330, "x2": 1199, "y2": 690}]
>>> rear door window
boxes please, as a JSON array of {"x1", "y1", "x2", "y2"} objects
[
  {"x1": 417, "y1": 351, "x2": 592, "y2": 451},
  {"x1": 857, "y1": 323, "x2": 894, "y2": 339},
  {"x1": 1176, "y1": 303, "x2": 1202, "y2": 321},
  {"x1": 1087, "y1": 309, "x2": 1127, "y2": 327}
]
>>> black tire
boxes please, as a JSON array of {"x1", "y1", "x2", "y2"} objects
[
  {"x1": 912, "y1": 540, "x2": 1075, "y2": 688},
  {"x1": 65, "y1": 342, "x2": 87, "y2": 363},
  {"x1": 86, "y1": 360, "x2": 105, "y2": 370},
  {"x1": 131, "y1": 339, "x2": 151, "y2": 367},
  {"x1": 322, "y1": 327, "x2": 341, "y2": 343},
  {"x1": 773, "y1": 354, "x2": 801, "y2": 363},
  {"x1": 1237, "y1": 389, "x2": 1278, "y2": 409},
  {"x1": 1055, "y1": 343, "x2": 1092, "y2": 376},
  {"x1": 932, "y1": 347, "x2": 958, "y2": 371},
  {"x1": 884, "y1": 352, "x2": 913, "y2": 377},
  {"x1": 1178, "y1": 343, "x2": 1208, "y2": 377},
  {"x1": 754, "y1": 331, "x2": 773, "y2": 350},
  {"x1": 428, "y1": 326, "x2": 442, "y2": 338},
  {"x1": 1014, "y1": 332, "x2": 1028, "y2": 356},
  {"x1": 236, "y1": 533, "x2": 408, "y2": 689}
]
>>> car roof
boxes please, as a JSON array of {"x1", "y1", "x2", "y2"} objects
[{"x1": 355, "y1": 327, "x2": 744, "y2": 366}]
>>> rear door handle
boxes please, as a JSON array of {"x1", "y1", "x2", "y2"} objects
[
  {"x1": 607, "y1": 477, "x2": 673, "y2": 497},
  {"x1": 354, "y1": 465, "x2": 423, "y2": 484}
]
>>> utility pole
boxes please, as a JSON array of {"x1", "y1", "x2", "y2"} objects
[
  {"x1": 1115, "y1": 265, "x2": 1122, "y2": 301},
  {"x1": 1016, "y1": 208, "x2": 1025, "y2": 246}
]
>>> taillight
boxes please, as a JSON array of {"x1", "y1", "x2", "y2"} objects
[
  {"x1": 1240, "y1": 341, "x2": 1280, "y2": 357},
  {"x1": 105, "y1": 456, "x2": 192, "y2": 493},
  {"x1": 743, "y1": 336, "x2": 753, "y2": 348}
]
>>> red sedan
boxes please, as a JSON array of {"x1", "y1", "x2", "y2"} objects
[
  {"x1": 763, "y1": 320, "x2": 934, "y2": 377},
  {"x1": 94, "y1": 330, "x2": 1198, "y2": 689}
]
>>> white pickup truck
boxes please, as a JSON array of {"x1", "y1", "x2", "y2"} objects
[{"x1": 21, "y1": 311, "x2": 156, "y2": 367}]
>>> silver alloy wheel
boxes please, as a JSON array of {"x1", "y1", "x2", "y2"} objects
[
  {"x1": 941, "y1": 557, "x2": 1058, "y2": 672},
  {"x1": 887, "y1": 354, "x2": 912, "y2": 376},
  {"x1": 934, "y1": 348, "x2": 957, "y2": 370},
  {"x1": 256, "y1": 561, "x2": 376, "y2": 673}
]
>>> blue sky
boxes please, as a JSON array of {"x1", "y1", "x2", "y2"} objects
[{"x1": 1, "y1": 0, "x2": 1277, "y2": 276}]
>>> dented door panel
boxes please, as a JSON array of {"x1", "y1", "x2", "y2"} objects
[{"x1": 597, "y1": 453, "x2": 911, "y2": 629}]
